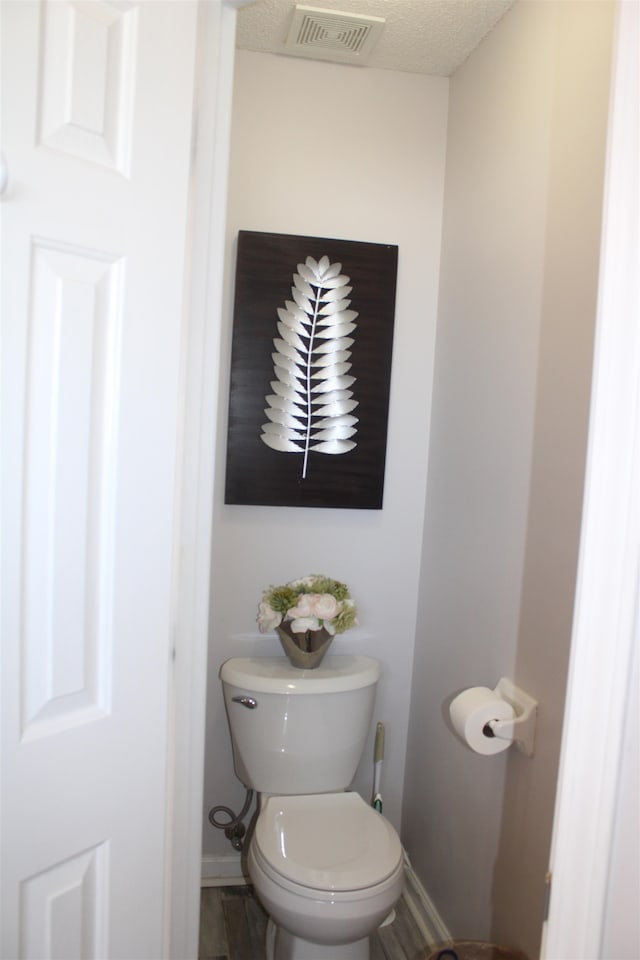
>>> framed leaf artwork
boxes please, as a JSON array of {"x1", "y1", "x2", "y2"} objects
[{"x1": 224, "y1": 231, "x2": 398, "y2": 509}]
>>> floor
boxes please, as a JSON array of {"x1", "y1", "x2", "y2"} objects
[{"x1": 198, "y1": 881, "x2": 441, "y2": 960}]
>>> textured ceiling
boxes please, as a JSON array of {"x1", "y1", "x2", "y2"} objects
[{"x1": 236, "y1": 0, "x2": 516, "y2": 76}]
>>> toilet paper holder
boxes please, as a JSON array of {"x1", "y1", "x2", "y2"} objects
[{"x1": 483, "y1": 678, "x2": 538, "y2": 757}]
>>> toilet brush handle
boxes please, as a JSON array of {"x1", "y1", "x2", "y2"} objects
[
  {"x1": 374, "y1": 722, "x2": 385, "y2": 763},
  {"x1": 372, "y1": 723, "x2": 385, "y2": 811}
]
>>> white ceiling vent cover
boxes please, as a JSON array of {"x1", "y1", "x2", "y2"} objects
[{"x1": 285, "y1": 5, "x2": 385, "y2": 65}]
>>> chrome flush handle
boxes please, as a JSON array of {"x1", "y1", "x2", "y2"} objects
[{"x1": 231, "y1": 696, "x2": 258, "y2": 709}]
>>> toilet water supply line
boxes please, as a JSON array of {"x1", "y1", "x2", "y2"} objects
[
  {"x1": 372, "y1": 722, "x2": 384, "y2": 812},
  {"x1": 208, "y1": 788, "x2": 254, "y2": 851}
]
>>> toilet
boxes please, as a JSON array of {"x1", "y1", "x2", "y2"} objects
[{"x1": 220, "y1": 655, "x2": 404, "y2": 960}]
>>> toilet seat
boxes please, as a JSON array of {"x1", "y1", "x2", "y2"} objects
[{"x1": 253, "y1": 792, "x2": 403, "y2": 894}]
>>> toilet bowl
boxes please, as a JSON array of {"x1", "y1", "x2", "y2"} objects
[{"x1": 248, "y1": 792, "x2": 404, "y2": 959}]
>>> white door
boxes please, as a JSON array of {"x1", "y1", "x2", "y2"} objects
[{"x1": 1, "y1": 2, "x2": 198, "y2": 957}]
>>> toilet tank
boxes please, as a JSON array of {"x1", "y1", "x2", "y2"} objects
[{"x1": 220, "y1": 655, "x2": 381, "y2": 795}]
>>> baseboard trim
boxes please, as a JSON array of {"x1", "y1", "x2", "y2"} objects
[
  {"x1": 402, "y1": 851, "x2": 452, "y2": 947},
  {"x1": 200, "y1": 854, "x2": 246, "y2": 886}
]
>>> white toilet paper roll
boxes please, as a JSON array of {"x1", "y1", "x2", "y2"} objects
[{"x1": 449, "y1": 686, "x2": 516, "y2": 755}]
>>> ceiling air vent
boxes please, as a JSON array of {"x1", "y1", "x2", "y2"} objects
[{"x1": 285, "y1": 5, "x2": 385, "y2": 65}]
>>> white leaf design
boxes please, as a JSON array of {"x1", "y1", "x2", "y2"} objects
[
  {"x1": 269, "y1": 381, "x2": 300, "y2": 400},
  {"x1": 311, "y1": 426, "x2": 357, "y2": 441},
  {"x1": 314, "y1": 322, "x2": 357, "y2": 339},
  {"x1": 314, "y1": 399, "x2": 359, "y2": 418},
  {"x1": 322, "y1": 287, "x2": 353, "y2": 302},
  {"x1": 277, "y1": 323, "x2": 306, "y2": 350},
  {"x1": 311, "y1": 390, "x2": 352, "y2": 405},
  {"x1": 262, "y1": 435, "x2": 305, "y2": 453},
  {"x1": 311, "y1": 439, "x2": 357, "y2": 454},
  {"x1": 311, "y1": 376, "x2": 355, "y2": 393},
  {"x1": 260, "y1": 254, "x2": 360, "y2": 478},
  {"x1": 313, "y1": 351, "x2": 351, "y2": 367},
  {"x1": 264, "y1": 408, "x2": 304, "y2": 427},
  {"x1": 314, "y1": 337, "x2": 354, "y2": 354},
  {"x1": 315, "y1": 414, "x2": 358, "y2": 428}
]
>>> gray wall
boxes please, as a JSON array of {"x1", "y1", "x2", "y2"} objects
[
  {"x1": 402, "y1": 2, "x2": 614, "y2": 957},
  {"x1": 202, "y1": 51, "x2": 449, "y2": 875}
]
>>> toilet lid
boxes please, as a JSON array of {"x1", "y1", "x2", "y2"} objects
[{"x1": 254, "y1": 792, "x2": 402, "y2": 893}]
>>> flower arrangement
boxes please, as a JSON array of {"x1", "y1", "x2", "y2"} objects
[{"x1": 257, "y1": 574, "x2": 358, "y2": 639}]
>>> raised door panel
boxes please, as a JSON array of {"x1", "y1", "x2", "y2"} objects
[
  {"x1": 21, "y1": 239, "x2": 122, "y2": 739},
  {"x1": 20, "y1": 844, "x2": 109, "y2": 960},
  {"x1": 39, "y1": 1, "x2": 137, "y2": 174}
]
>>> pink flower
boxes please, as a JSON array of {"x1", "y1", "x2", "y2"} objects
[
  {"x1": 288, "y1": 594, "x2": 316, "y2": 620},
  {"x1": 289, "y1": 593, "x2": 339, "y2": 623}
]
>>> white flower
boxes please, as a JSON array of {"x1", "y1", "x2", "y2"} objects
[
  {"x1": 290, "y1": 616, "x2": 320, "y2": 633},
  {"x1": 257, "y1": 601, "x2": 282, "y2": 633},
  {"x1": 339, "y1": 598, "x2": 359, "y2": 626},
  {"x1": 290, "y1": 576, "x2": 316, "y2": 589},
  {"x1": 312, "y1": 593, "x2": 339, "y2": 621}
]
